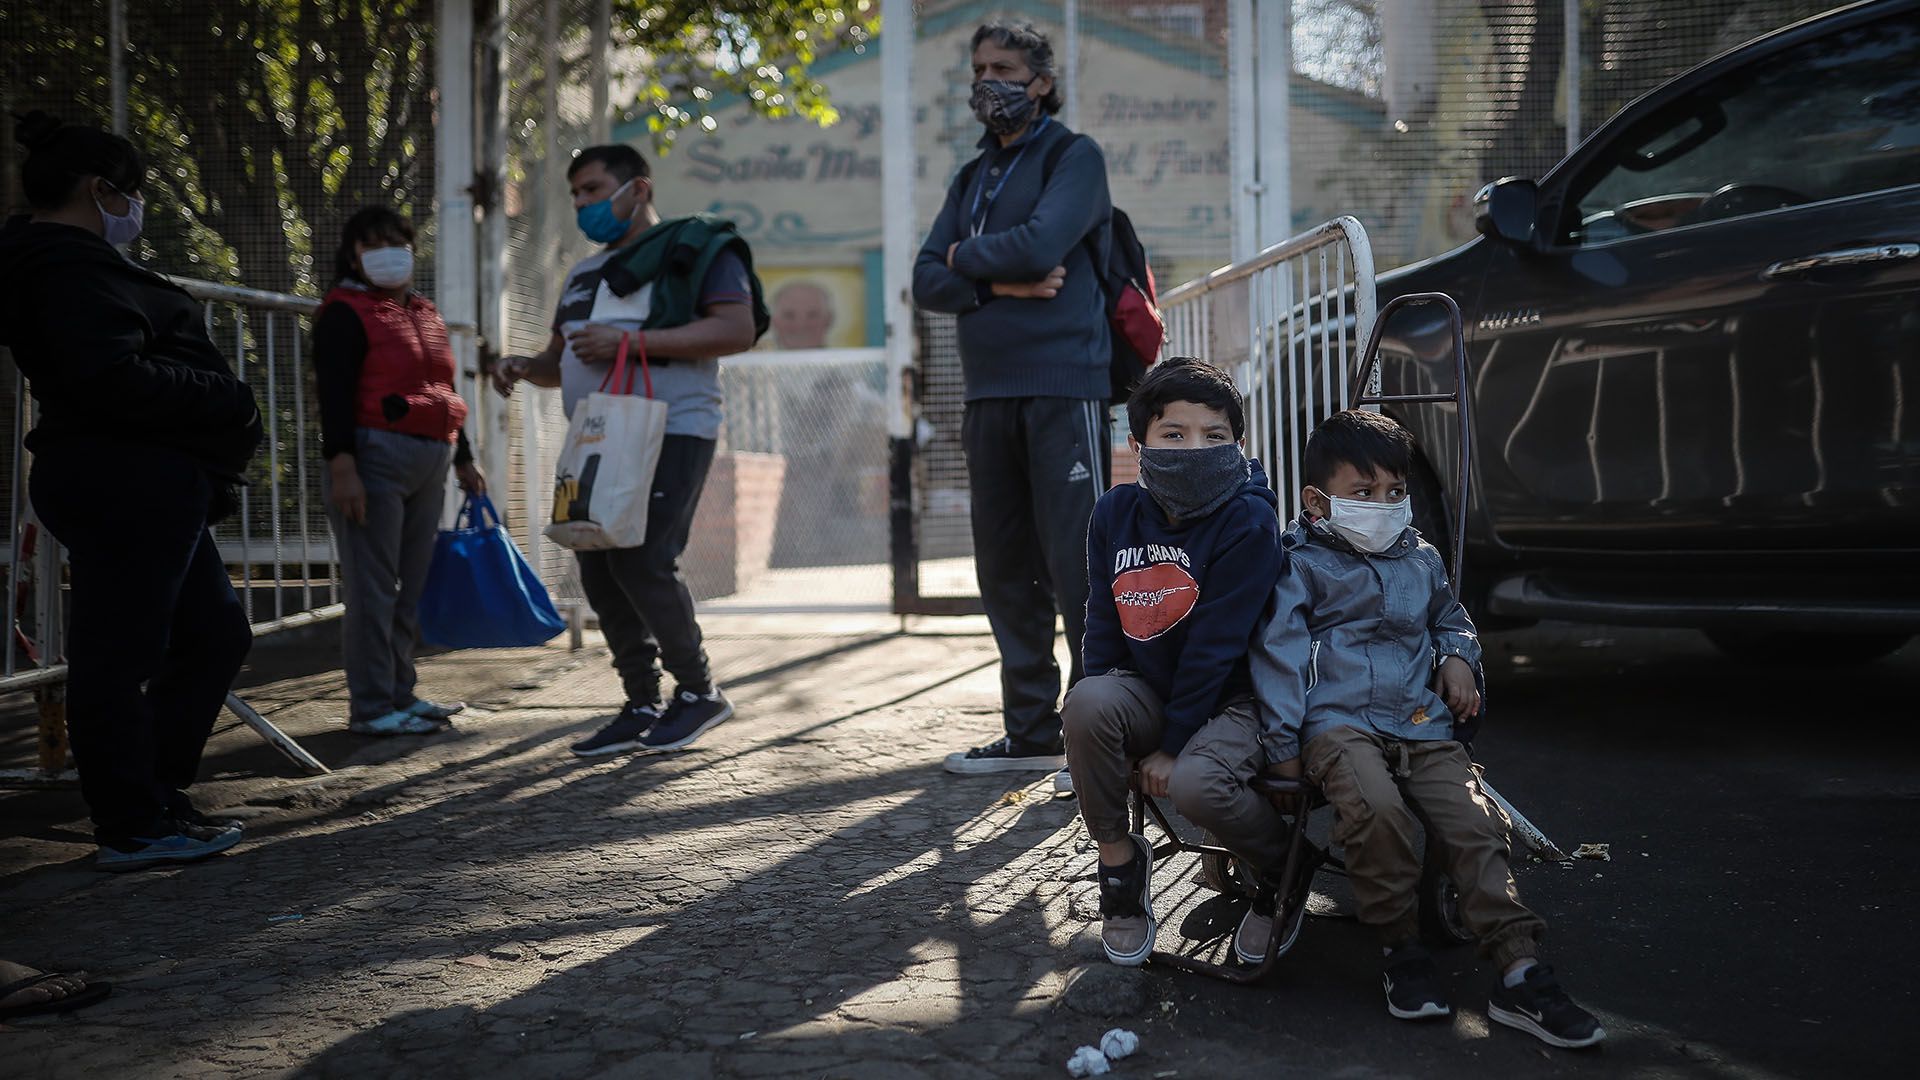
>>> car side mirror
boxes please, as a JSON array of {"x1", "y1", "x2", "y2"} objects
[{"x1": 1474, "y1": 177, "x2": 1540, "y2": 248}]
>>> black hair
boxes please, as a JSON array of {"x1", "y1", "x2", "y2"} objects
[
  {"x1": 1302, "y1": 409, "x2": 1415, "y2": 490},
  {"x1": 970, "y1": 22, "x2": 1066, "y2": 116},
  {"x1": 1127, "y1": 357, "x2": 1245, "y2": 442},
  {"x1": 333, "y1": 206, "x2": 415, "y2": 285},
  {"x1": 568, "y1": 144, "x2": 651, "y2": 187},
  {"x1": 11, "y1": 110, "x2": 144, "y2": 209}
]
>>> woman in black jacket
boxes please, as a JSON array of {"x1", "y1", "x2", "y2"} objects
[{"x1": 0, "y1": 112, "x2": 261, "y2": 872}]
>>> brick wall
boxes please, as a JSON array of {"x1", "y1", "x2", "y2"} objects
[{"x1": 683, "y1": 451, "x2": 787, "y2": 600}]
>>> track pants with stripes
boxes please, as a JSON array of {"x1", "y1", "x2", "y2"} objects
[{"x1": 961, "y1": 396, "x2": 1110, "y2": 748}]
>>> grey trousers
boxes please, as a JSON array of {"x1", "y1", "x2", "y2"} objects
[
  {"x1": 324, "y1": 428, "x2": 453, "y2": 725},
  {"x1": 1062, "y1": 672, "x2": 1292, "y2": 874}
]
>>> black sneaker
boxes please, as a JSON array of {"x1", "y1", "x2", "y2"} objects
[
  {"x1": 1488, "y1": 964, "x2": 1606, "y2": 1049},
  {"x1": 569, "y1": 701, "x2": 663, "y2": 757},
  {"x1": 1383, "y1": 944, "x2": 1453, "y2": 1020},
  {"x1": 1096, "y1": 834, "x2": 1156, "y2": 966},
  {"x1": 167, "y1": 792, "x2": 243, "y2": 834},
  {"x1": 637, "y1": 687, "x2": 734, "y2": 754},
  {"x1": 942, "y1": 735, "x2": 1066, "y2": 775}
]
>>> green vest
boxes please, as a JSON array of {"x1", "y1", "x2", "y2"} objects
[{"x1": 600, "y1": 213, "x2": 769, "y2": 342}]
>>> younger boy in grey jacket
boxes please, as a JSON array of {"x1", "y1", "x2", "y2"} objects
[{"x1": 1252, "y1": 410, "x2": 1605, "y2": 1050}]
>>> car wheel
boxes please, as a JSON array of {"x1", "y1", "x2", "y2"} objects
[{"x1": 1706, "y1": 631, "x2": 1911, "y2": 666}]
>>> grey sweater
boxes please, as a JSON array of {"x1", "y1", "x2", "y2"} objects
[{"x1": 912, "y1": 118, "x2": 1112, "y2": 403}]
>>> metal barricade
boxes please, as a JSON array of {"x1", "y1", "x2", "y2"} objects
[
  {"x1": 2, "y1": 277, "x2": 485, "y2": 780},
  {"x1": 1160, "y1": 216, "x2": 1377, "y2": 523}
]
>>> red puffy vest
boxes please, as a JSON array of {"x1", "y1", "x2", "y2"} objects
[{"x1": 322, "y1": 286, "x2": 469, "y2": 442}]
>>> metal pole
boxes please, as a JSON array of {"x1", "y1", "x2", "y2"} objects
[
  {"x1": 1564, "y1": 0, "x2": 1582, "y2": 154},
  {"x1": 265, "y1": 311, "x2": 284, "y2": 619},
  {"x1": 292, "y1": 325, "x2": 314, "y2": 612},
  {"x1": 436, "y1": 0, "x2": 478, "y2": 332},
  {"x1": 523, "y1": 0, "x2": 563, "y2": 572},
  {"x1": 881, "y1": 0, "x2": 915, "y2": 443},
  {"x1": 6, "y1": 376, "x2": 24, "y2": 679},
  {"x1": 592, "y1": 0, "x2": 613, "y2": 144},
  {"x1": 225, "y1": 693, "x2": 330, "y2": 775},
  {"x1": 1255, "y1": 0, "x2": 1292, "y2": 250},
  {"x1": 235, "y1": 310, "x2": 253, "y2": 623},
  {"x1": 477, "y1": 0, "x2": 512, "y2": 496},
  {"x1": 1062, "y1": 0, "x2": 1079, "y2": 130},
  {"x1": 1227, "y1": 0, "x2": 1257, "y2": 262},
  {"x1": 108, "y1": 0, "x2": 128, "y2": 135}
]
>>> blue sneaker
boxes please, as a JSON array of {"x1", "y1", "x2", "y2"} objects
[
  {"x1": 95, "y1": 826, "x2": 241, "y2": 872},
  {"x1": 637, "y1": 688, "x2": 733, "y2": 754},
  {"x1": 349, "y1": 710, "x2": 441, "y2": 736},
  {"x1": 406, "y1": 699, "x2": 465, "y2": 723}
]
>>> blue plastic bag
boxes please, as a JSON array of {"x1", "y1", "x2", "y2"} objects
[{"x1": 419, "y1": 495, "x2": 566, "y2": 649}]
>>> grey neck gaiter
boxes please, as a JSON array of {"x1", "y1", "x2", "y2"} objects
[{"x1": 1137, "y1": 444, "x2": 1249, "y2": 522}]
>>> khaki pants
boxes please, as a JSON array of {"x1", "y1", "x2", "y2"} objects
[
  {"x1": 1062, "y1": 673, "x2": 1292, "y2": 875},
  {"x1": 1303, "y1": 725, "x2": 1543, "y2": 968}
]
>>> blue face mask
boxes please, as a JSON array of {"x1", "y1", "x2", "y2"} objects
[{"x1": 575, "y1": 179, "x2": 635, "y2": 244}]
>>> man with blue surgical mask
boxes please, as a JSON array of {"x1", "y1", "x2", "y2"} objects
[
  {"x1": 913, "y1": 22, "x2": 1114, "y2": 789},
  {"x1": 494, "y1": 144, "x2": 765, "y2": 759}
]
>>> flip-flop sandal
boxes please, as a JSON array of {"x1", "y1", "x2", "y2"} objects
[{"x1": 0, "y1": 972, "x2": 113, "y2": 1020}]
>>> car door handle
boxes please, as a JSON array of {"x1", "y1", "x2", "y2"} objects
[{"x1": 1764, "y1": 243, "x2": 1920, "y2": 279}]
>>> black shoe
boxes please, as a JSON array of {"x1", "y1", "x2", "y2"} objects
[
  {"x1": 1488, "y1": 965, "x2": 1606, "y2": 1048},
  {"x1": 166, "y1": 792, "x2": 243, "y2": 834},
  {"x1": 1383, "y1": 944, "x2": 1453, "y2": 1021},
  {"x1": 942, "y1": 735, "x2": 1067, "y2": 775},
  {"x1": 570, "y1": 701, "x2": 664, "y2": 757},
  {"x1": 637, "y1": 687, "x2": 734, "y2": 754}
]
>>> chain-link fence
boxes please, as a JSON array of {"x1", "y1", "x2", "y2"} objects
[
  {"x1": 1, "y1": 0, "x2": 441, "y2": 295},
  {"x1": 2, "y1": 0, "x2": 1857, "y2": 628},
  {"x1": 895, "y1": 0, "x2": 1841, "y2": 608},
  {"x1": 2, "y1": 1, "x2": 448, "y2": 657}
]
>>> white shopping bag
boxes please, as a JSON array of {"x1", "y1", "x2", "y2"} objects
[{"x1": 544, "y1": 332, "x2": 667, "y2": 551}]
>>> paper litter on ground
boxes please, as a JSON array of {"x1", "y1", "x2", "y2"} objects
[
  {"x1": 1067, "y1": 1046, "x2": 1112, "y2": 1077},
  {"x1": 1100, "y1": 1029, "x2": 1140, "y2": 1060}
]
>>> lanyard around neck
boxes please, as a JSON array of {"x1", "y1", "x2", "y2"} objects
[{"x1": 969, "y1": 116, "x2": 1051, "y2": 237}]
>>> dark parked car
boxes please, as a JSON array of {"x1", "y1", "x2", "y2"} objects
[{"x1": 1373, "y1": 0, "x2": 1920, "y2": 661}]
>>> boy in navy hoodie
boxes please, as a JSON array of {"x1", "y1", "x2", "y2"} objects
[{"x1": 1062, "y1": 358, "x2": 1285, "y2": 967}]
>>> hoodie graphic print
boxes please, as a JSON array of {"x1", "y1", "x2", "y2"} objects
[{"x1": 1083, "y1": 459, "x2": 1284, "y2": 755}]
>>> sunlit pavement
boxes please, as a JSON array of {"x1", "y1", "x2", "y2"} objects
[{"x1": 2, "y1": 616, "x2": 1913, "y2": 1078}]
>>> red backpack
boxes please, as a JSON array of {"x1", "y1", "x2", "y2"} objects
[{"x1": 958, "y1": 133, "x2": 1165, "y2": 402}]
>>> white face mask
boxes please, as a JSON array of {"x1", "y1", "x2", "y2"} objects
[
  {"x1": 96, "y1": 185, "x2": 144, "y2": 247},
  {"x1": 1313, "y1": 490, "x2": 1413, "y2": 553},
  {"x1": 360, "y1": 246, "x2": 414, "y2": 289}
]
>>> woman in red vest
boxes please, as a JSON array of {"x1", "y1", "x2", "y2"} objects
[{"x1": 313, "y1": 207, "x2": 485, "y2": 736}]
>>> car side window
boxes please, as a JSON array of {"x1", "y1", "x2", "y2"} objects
[{"x1": 1558, "y1": 11, "x2": 1920, "y2": 246}]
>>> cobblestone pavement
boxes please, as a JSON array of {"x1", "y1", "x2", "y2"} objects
[{"x1": 2, "y1": 617, "x2": 1915, "y2": 1078}]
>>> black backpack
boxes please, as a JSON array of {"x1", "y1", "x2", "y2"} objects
[{"x1": 957, "y1": 133, "x2": 1165, "y2": 402}]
